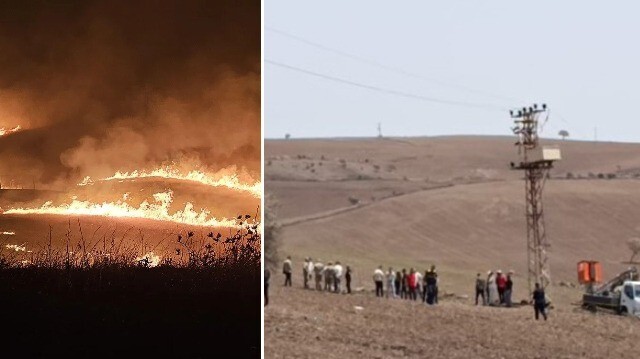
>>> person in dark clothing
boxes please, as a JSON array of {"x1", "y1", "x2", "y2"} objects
[
  {"x1": 496, "y1": 270, "x2": 506, "y2": 304},
  {"x1": 422, "y1": 271, "x2": 429, "y2": 302},
  {"x1": 475, "y1": 273, "x2": 486, "y2": 305},
  {"x1": 504, "y1": 272, "x2": 514, "y2": 307},
  {"x1": 401, "y1": 269, "x2": 408, "y2": 299},
  {"x1": 264, "y1": 267, "x2": 271, "y2": 306},
  {"x1": 532, "y1": 282, "x2": 547, "y2": 320},
  {"x1": 394, "y1": 271, "x2": 401, "y2": 297},
  {"x1": 425, "y1": 266, "x2": 438, "y2": 305},
  {"x1": 345, "y1": 266, "x2": 352, "y2": 294}
]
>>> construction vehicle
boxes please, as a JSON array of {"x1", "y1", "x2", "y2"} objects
[{"x1": 579, "y1": 260, "x2": 640, "y2": 315}]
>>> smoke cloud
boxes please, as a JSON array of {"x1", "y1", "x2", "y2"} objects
[{"x1": 0, "y1": 0, "x2": 260, "y2": 187}]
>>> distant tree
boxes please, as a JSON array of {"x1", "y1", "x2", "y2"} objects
[
  {"x1": 558, "y1": 130, "x2": 569, "y2": 140},
  {"x1": 285, "y1": 133, "x2": 291, "y2": 140},
  {"x1": 628, "y1": 238, "x2": 640, "y2": 263}
]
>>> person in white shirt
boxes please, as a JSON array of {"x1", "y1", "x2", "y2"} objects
[
  {"x1": 303, "y1": 257, "x2": 310, "y2": 289},
  {"x1": 415, "y1": 270, "x2": 423, "y2": 301},
  {"x1": 373, "y1": 265, "x2": 385, "y2": 297},
  {"x1": 306, "y1": 258, "x2": 315, "y2": 289},
  {"x1": 333, "y1": 261, "x2": 343, "y2": 293},
  {"x1": 386, "y1": 267, "x2": 396, "y2": 298},
  {"x1": 282, "y1": 256, "x2": 292, "y2": 286},
  {"x1": 313, "y1": 260, "x2": 324, "y2": 291}
]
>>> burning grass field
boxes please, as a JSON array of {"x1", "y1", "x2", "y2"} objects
[
  {"x1": 0, "y1": 185, "x2": 261, "y2": 356},
  {"x1": 0, "y1": 216, "x2": 260, "y2": 357}
]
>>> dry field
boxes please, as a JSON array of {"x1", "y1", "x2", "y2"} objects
[
  {"x1": 265, "y1": 136, "x2": 640, "y2": 357},
  {"x1": 265, "y1": 280, "x2": 640, "y2": 359}
]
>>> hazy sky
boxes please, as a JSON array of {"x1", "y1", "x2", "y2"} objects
[{"x1": 266, "y1": 1, "x2": 640, "y2": 142}]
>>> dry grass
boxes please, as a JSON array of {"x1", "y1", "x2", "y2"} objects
[{"x1": 0, "y1": 215, "x2": 261, "y2": 357}]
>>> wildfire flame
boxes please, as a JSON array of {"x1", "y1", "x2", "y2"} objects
[
  {"x1": 0, "y1": 125, "x2": 22, "y2": 137},
  {"x1": 3, "y1": 190, "x2": 238, "y2": 228},
  {"x1": 0, "y1": 180, "x2": 25, "y2": 189},
  {"x1": 78, "y1": 166, "x2": 261, "y2": 198},
  {"x1": 5, "y1": 244, "x2": 26, "y2": 252},
  {"x1": 135, "y1": 252, "x2": 161, "y2": 267},
  {"x1": 2, "y1": 231, "x2": 15, "y2": 236}
]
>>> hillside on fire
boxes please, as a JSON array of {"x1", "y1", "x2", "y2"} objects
[{"x1": 0, "y1": 0, "x2": 260, "y2": 357}]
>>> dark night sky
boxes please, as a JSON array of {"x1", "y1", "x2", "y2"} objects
[{"x1": 0, "y1": 0, "x2": 260, "y2": 185}]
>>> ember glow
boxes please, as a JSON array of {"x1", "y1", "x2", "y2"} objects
[
  {"x1": 3, "y1": 190, "x2": 238, "y2": 228},
  {"x1": 0, "y1": 125, "x2": 21, "y2": 137},
  {"x1": 78, "y1": 166, "x2": 261, "y2": 198},
  {"x1": 135, "y1": 252, "x2": 161, "y2": 267},
  {"x1": 5, "y1": 244, "x2": 26, "y2": 252}
]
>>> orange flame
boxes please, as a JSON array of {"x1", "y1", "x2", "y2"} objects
[
  {"x1": 135, "y1": 252, "x2": 161, "y2": 267},
  {"x1": 78, "y1": 166, "x2": 261, "y2": 198},
  {"x1": 5, "y1": 244, "x2": 26, "y2": 252},
  {"x1": 3, "y1": 190, "x2": 238, "y2": 228},
  {"x1": 0, "y1": 125, "x2": 22, "y2": 137}
]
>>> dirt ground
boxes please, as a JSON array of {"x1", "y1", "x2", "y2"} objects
[{"x1": 265, "y1": 277, "x2": 640, "y2": 358}]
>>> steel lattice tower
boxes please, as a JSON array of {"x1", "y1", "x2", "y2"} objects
[{"x1": 510, "y1": 104, "x2": 557, "y2": 295}]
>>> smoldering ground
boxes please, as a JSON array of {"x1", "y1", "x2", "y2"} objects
[{"x1": 0, "y1": 0, "x2": 260, "y2": 187}]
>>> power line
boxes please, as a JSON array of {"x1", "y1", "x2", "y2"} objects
[
  {"x1": 266, "y1": 59, "x2": 508, "y2": 111},
  {"x1": 267, "y1": 26, "x2": 522, "y2": 104}
]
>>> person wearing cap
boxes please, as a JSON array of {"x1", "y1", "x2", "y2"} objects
[
  {"x1": 504, "y1": 271, "x2": 514, "y2": 307},
  {"x1": 475, "y1": 273, "x2": 486, "y2": 305},
  {"x1": 282, "y1": 256, "x2": 293, "y2": 287}
]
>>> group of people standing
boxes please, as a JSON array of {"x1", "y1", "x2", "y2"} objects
[
  {"x1": 373, "y1": 265, "x2": 439, "y2": 305},
  {"x1": 293, "y1": 257, "x2": 354, "y2": 294},
  {"x1": 475, "y1": 269, "x2": 514, "y2": 307},
  {"x1": 273, "y1": 256, "x2": 548, "y2": 321}
]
